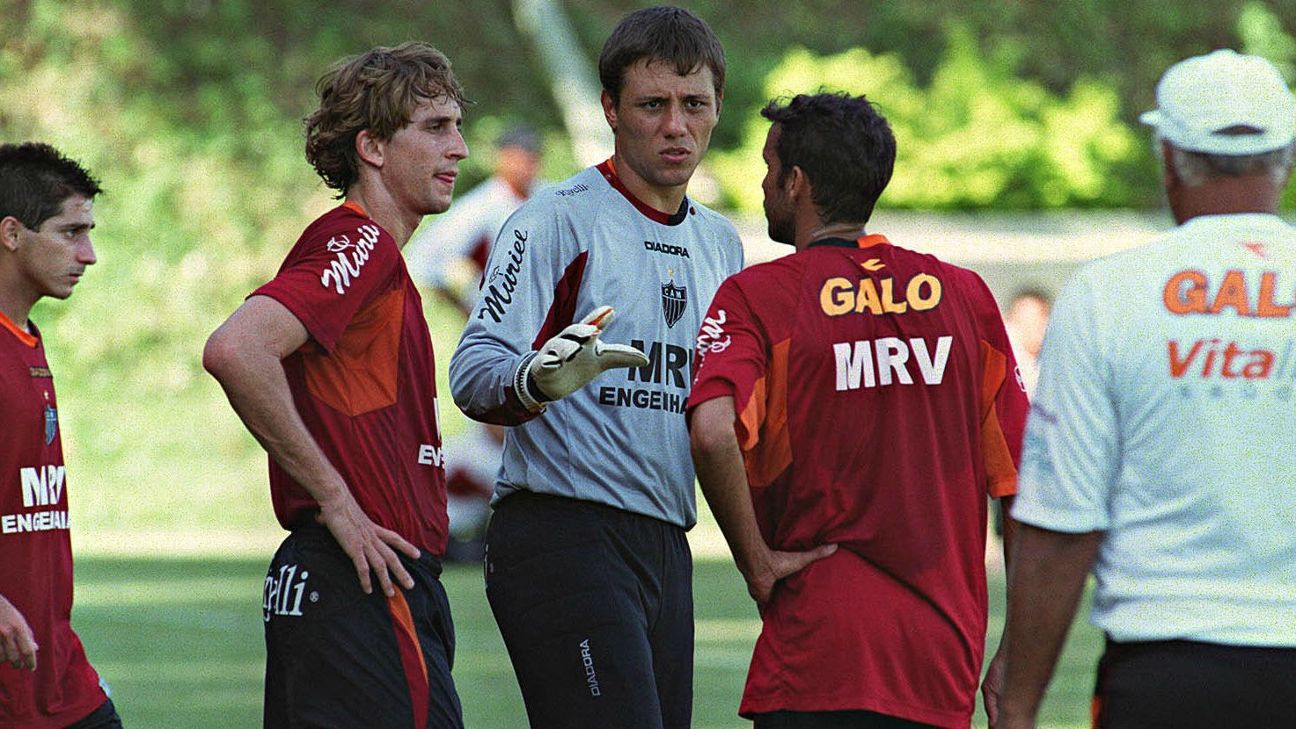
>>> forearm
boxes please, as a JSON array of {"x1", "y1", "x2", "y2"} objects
[
  {"x1": 209, "y1": 348, "x2": 350, "y2": 507},
  {"x1": 1000, "y1": 523, "x2": 1101, "y2": 723},
  {"x1": 449, "y1": 317, "x2": 544, "y2": 425},
  {"x1": 689, "y1": 399, "x2": 770, "y2": 578}
]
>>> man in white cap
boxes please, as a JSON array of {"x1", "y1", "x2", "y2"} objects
[{"x1": 998, "y1": 49, "x2": 1296, "y2": 729}]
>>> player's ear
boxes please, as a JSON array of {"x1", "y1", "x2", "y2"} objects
[
  {"x1": 0, "y1": 216, "x2": 23, "y2": 252},
  {"x1": 355, "y1": 129, "x2": 385, "y2": 169},
  {"x1": 788, "y1": 165, "x2": 809, "y2": 199},
  {"x1": 601, "y1": 89, "x2": 618, "y2": 134}
]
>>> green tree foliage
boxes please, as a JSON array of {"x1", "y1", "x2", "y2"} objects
[
  {"x1": 710, "y1": 27, "x2": 1140, "y2": 211},
  {"x1": 4, "y1": 0, "x2": 1296, "y2": 530},
  {"x1": 0, "y1": 0, "x2": 555, "y2": 529}
]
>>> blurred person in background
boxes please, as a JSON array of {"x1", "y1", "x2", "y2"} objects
[
  {"x1": 0, "y1": 142, "x2": 122, "y2": 728},
  {"x1": 688, "y1": 92, "x2": 1027, "y2": 729},
  {"x1": 203, "y1": 43, "x2": 469, "y2": 728},
  {"x1": 1002, "y1": 288, "x2": 1052, "y2": 398},
  {"x1": 1001, "y1": 49, "x2": 1296, "y2": 729},
  {"x1": 406, "y1": 124, "x2": 544, "y2": 561}
]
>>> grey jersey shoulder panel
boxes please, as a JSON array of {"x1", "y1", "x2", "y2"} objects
[{"x1": 448, "y1": 164, "x2": 744, "y2": 527}]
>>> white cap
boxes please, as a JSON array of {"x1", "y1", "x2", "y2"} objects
[{"x1": 1140, "y1": 49, "x2": 1296, "y2": 155}]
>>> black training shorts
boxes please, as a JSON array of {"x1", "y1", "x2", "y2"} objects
[
  {"x1": 262, "y1": 524, "x2": 463, "y2": 729},
  {"x1": 1093, "y1": 637, "x2": 1296, "y2": 729},
  {"x1": 485, "y1": 490, "x2": 694, "y2": 729}
]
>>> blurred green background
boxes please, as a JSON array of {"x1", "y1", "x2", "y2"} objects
[{"x1": 3, "y1": 0, "x2": 1293, "y2": 726}]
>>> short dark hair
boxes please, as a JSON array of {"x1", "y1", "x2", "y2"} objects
[
  {"x1": 761, "y1": 93, "x2": 896, "y2": 225},
  {"x1": 0, "y1": 143, "x2": 102, "y2": 230},
  {"x1": 598, "y1": 6, "x2": 725, "y2": 104},
  {"x1": 305, "y1": 42, "x2": 467, "y2": 195}
]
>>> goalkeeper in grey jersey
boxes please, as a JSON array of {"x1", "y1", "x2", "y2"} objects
[{"x1": 448, "y1": 7, "x2": 741, "y2": 728}]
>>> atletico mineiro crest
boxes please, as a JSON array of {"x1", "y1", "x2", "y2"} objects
[
  {"x1": 661, "y1": 282, "x2": 687, "y2": 328},
  {"x1": 44, "y1": 403, "x2": 58, "y2": 445}
]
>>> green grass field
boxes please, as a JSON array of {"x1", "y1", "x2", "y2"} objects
[{"x1": 72, "y1": 554, "x2": 1102, "y2": 729}]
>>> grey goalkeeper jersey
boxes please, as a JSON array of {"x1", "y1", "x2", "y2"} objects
[{"x1": 448, "y1": 161, "x2": 744, "y2": 528}]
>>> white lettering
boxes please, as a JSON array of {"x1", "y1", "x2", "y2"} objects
[
  {"x1": 418, "y1": 444, "x2": 444, "y2": 467},
  {"x1": 875, "y1": 337, "x2": 912, "y2": 386},
  {"x1": 911, "y1": 336, "x2": 953, "y2": 384},
  {"x1": 263, "y1": 563, "x2": 311, "y2": 621},
  {"x1": 0, "y1": 510, "x2": 68, "y2": 534},
  {"x1": 320, "y1": 224, "x2": 379, "y2": 294},
  {"x1": 833, "y1": 341, "x2": 875, "y2": 391},
  {"x1": 833, "y1": 336, "x2": 955, "y2": 390},
  {"x1": 19, "y1": 465, "x2": 64, "y2": 508}
]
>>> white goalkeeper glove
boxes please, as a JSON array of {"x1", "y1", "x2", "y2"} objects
[{"x1": 514, "y1": 306, "x2": 649, "y2": 412}]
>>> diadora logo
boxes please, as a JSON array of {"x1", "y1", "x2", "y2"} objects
[
  {"x1": 320, "y1": 224, "x2": 380, "y2": 295},
  {"x1": 579, "y1": 638, "x2": 601, "y2": 697},
  {"x1": 644, "y1": 240, "x2": 690, "y2": 258},
  {"x1": 263, "y1": 563, "x2": 315, "y2": 621},
  {"x1": 20, "y1": 465, "x2": 65, "y2": 508},
  {"x1": 1241, "y1": 242, "x2": 1270, "y2": 260},
  {"x1": 477, "y1": 229, "x2": 528, "y2": 323}
]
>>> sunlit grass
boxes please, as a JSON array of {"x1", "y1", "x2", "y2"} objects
[{"x1": 71, "y1": 556, "x2": 1101, "y2": 729}]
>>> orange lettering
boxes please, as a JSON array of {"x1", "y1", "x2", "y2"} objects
[
  {"x1": 1209, "y1": 269, "x2": 1251, "y2": 316},
  {"x1": 1256, "y1": 272, "x2": 1293, "y2": 318},
  {"x1": 1243, "y1": 351, "x2": 1275, "y2": 379},
  {"x1": 879, "y1": 278, "x2": 908, "y2": 314},
  {"x1": 1167, "y1": 339, "x2": 1202, "y2": 378},
  {"x1": 855, "y1": 279, "x2": 883, "y2": 315},
  {"x1": 1164, "y1": 270, "x2": 1208, "y2": 314}
]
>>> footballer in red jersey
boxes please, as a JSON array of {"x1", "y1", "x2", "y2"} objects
[
  {"x1": 0, "y1": 143, "x2": 122, "y2": 728},
  {"x1": 204, "y1": 44, "x2": 469, "y2": 729},
  {"x1": 689, "y1": 94, "x2": 1027, "y2": 729}
]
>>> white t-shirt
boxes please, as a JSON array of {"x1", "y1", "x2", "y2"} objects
[
  {"x1": 1013, "y1": 213, "x2": 1296, "y2": 646},
  {"x1": 406, "y1": 177, "x2": 527, "y2": 308}
]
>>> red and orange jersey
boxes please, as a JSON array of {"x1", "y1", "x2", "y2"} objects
[
  {"x1": 0, "y1": 316, "x2": 106, "y2": 728},
  {"x1": 687, "y1": 235, "x2": 1027, "y2": 725},
  {"x1": 252, "y1": 203, "x2": 449, "y2": 555}
]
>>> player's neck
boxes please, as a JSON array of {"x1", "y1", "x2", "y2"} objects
[
  {"x1": 797, "y1": 219, "x2": 868, "y2": 251},
  {"x1": 609, "y1": 155, "x2": 687, "y2": 215},
  {"x1": 0, "y1": 269, "x2": 35, "y2": 332},
  {"x1": 343, "y1": 185, "x2": 418, "y2": 248},
  {"x1": 1169, "y1": 176, "x2": 1282, "y2": 225}
]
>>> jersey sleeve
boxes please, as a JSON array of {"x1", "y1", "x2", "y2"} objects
[
  {"x1": 686, "y1": 276, "x2": 768, "y2": 448},
  {"x1": 1011, "y1": 270, "x2": 1118, "y2": 532},
  {"x1": 252, "y1": 216, "x2": 397, "y2": 352},
  {"x1": 969, "y1": 271, "x2": 1030, "y2": 499},
  {"x1": 448, "y1": 198, "x2": 585, "y2": 425}
]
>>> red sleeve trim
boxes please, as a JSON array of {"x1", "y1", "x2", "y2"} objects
[
  {"x1": 980, "y1": 340, "x2": 1020, "y2": 497},
  {"x1": 531, "y1": 251, "x2": 590, "y2": 350}
]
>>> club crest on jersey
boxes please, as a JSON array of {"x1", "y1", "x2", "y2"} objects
[
  {"x1": 661, "y1": 282, "x2": 687, "y2": 328},
  {"x1": 44, "y1": 404, "x2": 57, "y2": 445}
]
